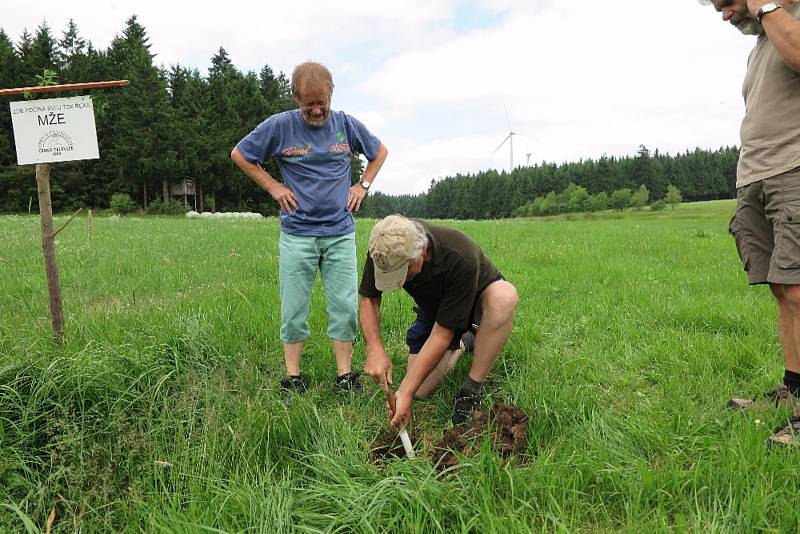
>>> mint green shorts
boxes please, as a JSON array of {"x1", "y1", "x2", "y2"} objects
[{"x1": 278, "y1": 231, "x2": 357, "y2": 343}]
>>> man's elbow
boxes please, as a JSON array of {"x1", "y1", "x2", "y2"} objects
[{"x1": 230, "y1": 147, "x2": 240, "y2": 161}]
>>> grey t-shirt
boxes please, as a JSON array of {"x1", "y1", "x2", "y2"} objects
[{"x1": 737, "y1": 3, "x2": 800, "y2": 188}]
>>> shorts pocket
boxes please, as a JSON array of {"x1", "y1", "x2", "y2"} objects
[
  {"x1": 776, "y1": 205, "x2": 800, "y2": 269},
  {"x1": 729, "y1": 214, "x2": 751, "y2": 272}
]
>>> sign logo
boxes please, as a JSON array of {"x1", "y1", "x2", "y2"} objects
[{"x1": 38, "y1": 131, "x2": 75, "y2": 157}]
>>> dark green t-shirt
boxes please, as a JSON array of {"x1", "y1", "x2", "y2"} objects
[{"x1": 359, "y1": 221, "x2": 502, "y2": 330}]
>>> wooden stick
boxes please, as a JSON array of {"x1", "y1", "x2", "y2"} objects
[
  {"x1": 0, "y1": 80, "x2": 129, "y2": 96},
  {"x1": 51, "y1": 208, "x2": 83, "y2": 238},
  {"x1": 382, "y1": 381, "x2": 397, "y2": 414},
  {"x1": 87, "y1": 209, "x2": 93, "y2": 241},
  {"x1": 234, "y1": 288, "x2": 250, "y2": 305}
]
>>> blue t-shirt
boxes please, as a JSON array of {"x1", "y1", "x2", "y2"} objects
[{"x1": 236, "y1": 109, "x2": 381, "y2": 236}]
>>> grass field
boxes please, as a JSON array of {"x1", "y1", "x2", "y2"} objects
[{"x1": 2, "y1": 200, "x2": 800, "y2": 533}]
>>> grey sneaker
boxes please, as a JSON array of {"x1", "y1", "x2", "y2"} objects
[
  {"x1": 334, "y1": 371, "x2": 363, "y2": 393},
  {"x1": 460, "y1": 331, "x2": 475, "y2": 353},
  {"x1": 728, "y1": 384, "x2": 796, "y2": 411},
  {"x1": 768, "y1": 415, "x2": 800, "y2": 447}
]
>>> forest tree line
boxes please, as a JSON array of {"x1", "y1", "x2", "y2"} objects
[
  {"x1": 359, "y1": 145, "x2": 737, "y2": 220},
  {"x1": 0, "y1": 18, "x2": 738, "y2": 219}
]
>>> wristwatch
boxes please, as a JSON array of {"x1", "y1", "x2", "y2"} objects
[
  {"x1": 758, "y1": 2, "x2": 782, "y2": 22},
  {"x1": 359, "y1": 179, "x2": 372, "y2": 190}
]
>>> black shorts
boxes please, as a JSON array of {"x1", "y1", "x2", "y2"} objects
[{"x1": 405, "y1": 307, "x2": 468, "y2": 354}]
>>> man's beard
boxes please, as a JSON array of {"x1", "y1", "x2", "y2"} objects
[
  {"x1": 736, "y1": 17, "x2": 764, "y2": 35},
  {"x1": 303, "y1": 111, "x2": 329, "y2": 127}
]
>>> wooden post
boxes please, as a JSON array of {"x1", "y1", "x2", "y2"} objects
[
  {"x1": 35, "y1": 162, "x2": 65, "y2": 342},
  {"x1": 88, "y1": 209, "x2": 93, "y2": 241}
]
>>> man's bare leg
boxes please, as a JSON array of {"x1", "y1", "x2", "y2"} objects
[
  {"x1": 284, "y1": 342, "x2": 303, "y2": 376},
  {"x1": 332, "y1": 339, "x2": 354, "y2": 376},
  {"x1": 771, "y1": 284, "x2": 800, "y2": 373},
  {"x1": 467, "y1": 280, "x2": 518, "y2": 382},
  {"x1": 411, "y1": 347, "x2": 464, "y2": 398}
]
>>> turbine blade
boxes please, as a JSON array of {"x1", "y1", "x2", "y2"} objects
[{"x1": 491, "y1": 135, "x2": 511, "y2": 156}]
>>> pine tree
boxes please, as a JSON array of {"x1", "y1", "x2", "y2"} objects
[
  {"x1": 0, "y1": 30, "x2": 21, "y2": 166},
  {"x1": 58, "y1": 20, "x2": 90, "y2": 84}
]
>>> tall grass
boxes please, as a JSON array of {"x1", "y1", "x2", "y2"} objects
[{"x1": 2, "y1": 201, "x2": 800, "y2": 532}]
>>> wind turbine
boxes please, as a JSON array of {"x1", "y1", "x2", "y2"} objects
[
  {"x1": 525, "y1": 152, "x2": 533, "y2": 166},
  {"x1": 492, "y1": 108, "x2": 536, "y2": 173},
  {"x1": 492, "y1": 108, "x2": 516, "y2": 173}
]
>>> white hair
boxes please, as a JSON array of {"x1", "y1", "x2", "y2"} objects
[{"x1": 410, "y1": 220, "x2": 428, "y2": 260}]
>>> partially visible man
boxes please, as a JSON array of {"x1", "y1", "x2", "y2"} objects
[
  {"x1": 359, "y1": 215, "x2": 518, "y2": 427},
  {"x1": 703, "y1": 0, "x2": 800, "y2": 444},
  {"x1": 232, "y1": 61, "x2": 388, "y2": 395}
]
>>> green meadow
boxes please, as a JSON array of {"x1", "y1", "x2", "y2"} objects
[{"x1": 2, "y1": 200, "x2": 800, "y2": 533}]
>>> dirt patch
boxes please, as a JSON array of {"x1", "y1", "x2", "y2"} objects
[
  {"x1": 367, "y1": 403, "x2": 528, "y2": 468},
  {"x1": 432, "y1": 403, "x2": 528, "y2": 470}
]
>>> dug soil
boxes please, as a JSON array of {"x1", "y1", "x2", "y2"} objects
[
  {"x1": 432, "y1": 403, "x2": 528, "y2": 470},
  {"x1": 368, "y1": 403, "x2": 528, "y2": 468}
]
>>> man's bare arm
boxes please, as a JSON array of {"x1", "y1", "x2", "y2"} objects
[
  {"x1": 359, "y1": 295, "x2": 393, "y2": 384},
  {"x1": 752, "y1": 1, "x2": 800, "y2": 71},
  {"x1": 231, "y1": 147, "x2": 298, "y2": 212}
]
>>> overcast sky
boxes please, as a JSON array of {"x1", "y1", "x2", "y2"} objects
[{"x1": 2, "y1": 0, "x2": 755, "y2": 195}]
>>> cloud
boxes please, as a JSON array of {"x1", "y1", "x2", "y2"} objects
[{"x1": 1, "y1": 0, "x2": 756, "y2": 195}]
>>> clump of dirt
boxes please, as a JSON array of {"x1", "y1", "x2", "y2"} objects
[
  {"x1": 432, "y1": 403, "x2": 528, "y2": 471},
  {"x1": 369, "y1": 429, "x2": 419, "y2": 462}
]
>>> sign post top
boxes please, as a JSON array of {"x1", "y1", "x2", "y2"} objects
[{"x1": 0, "y1": 80, "x2": 129, "y2": 97}]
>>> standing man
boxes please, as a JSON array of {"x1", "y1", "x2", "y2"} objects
[
  {"x1": 359, "y1": 215, "x2": 518, "y2": 427},
  {"x1": 704, "y1": 0, "x2": 800, "y2": 444},
  {"x1": 232, "y1": 61, "x2": 388, "y2": 394}
]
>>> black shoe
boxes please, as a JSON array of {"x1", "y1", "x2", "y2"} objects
[
  {"x1": 452, "y1": 390, "x2": 481, "y2": 425},
  {"x1": 460, "y1": 331, "x2": 475, "y2": 353},
  {"x1": 334, "y1": 371, "x2": 363, "y2": 393},
  {"x1": 280, "y1": 374, "x2": 309, "y2": 394}
]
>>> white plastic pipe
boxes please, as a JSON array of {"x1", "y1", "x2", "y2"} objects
[{"x1": 399, "y1": 428, "x2": 415, "y2": 459}]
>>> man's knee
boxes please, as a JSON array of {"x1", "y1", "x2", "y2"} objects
[
  {"x1": 770, "y1": 283, "x2": 785, "y2": 300},
  {"x1": 781, "y1": 284, "x2": 800, "y2": 310},
  {"x1": 483, "y1": 281, "x2": 518, "y2": 320}
]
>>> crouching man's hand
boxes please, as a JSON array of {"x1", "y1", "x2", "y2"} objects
[
  {"x1": 390, "y1": 388, "x2": 413, "y2": 429},
  {"x1": 364, "y1": 345, "x2": 393, "y2": 385}
]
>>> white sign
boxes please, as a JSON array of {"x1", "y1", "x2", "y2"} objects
[{"x1": 10, "y1": 95, "x2": 99, "y2": 165}]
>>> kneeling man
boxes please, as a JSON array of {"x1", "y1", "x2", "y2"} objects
[{"x1": 359, "y1": 214, "x2": 518, "y2": 427}]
